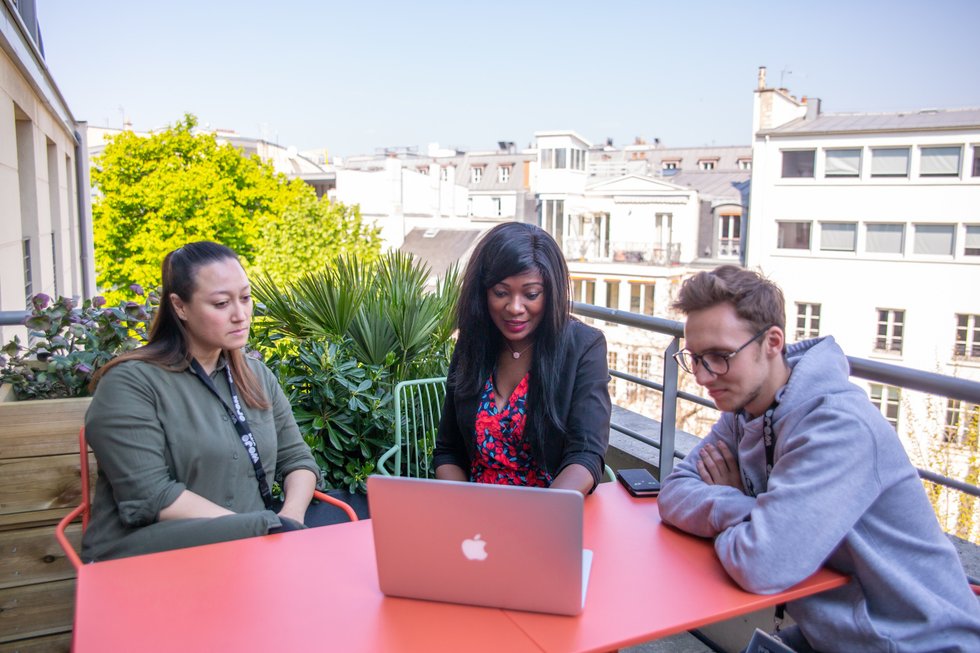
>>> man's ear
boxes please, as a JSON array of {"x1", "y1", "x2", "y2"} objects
[
  {"x1": 170, "y1": 293, "x2": 187, "y2": 321},
  {"x1": 765, "y1": 326, "x2": 785, "y2": 356}
]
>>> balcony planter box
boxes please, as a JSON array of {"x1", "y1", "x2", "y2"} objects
[{"x1": 0, "y1": 382, "x2": 92, "y2": 648}]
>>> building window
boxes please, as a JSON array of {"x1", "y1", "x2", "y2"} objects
[
  {"x1": 492, "y1": 197, "x2": 502, "y2": 217},
  {"x1": 470, "y1": 167, "x2": 483, "y2": 184},
  {"x1": 541, "y1": 199, "x2": 564, "y2": 248},
  {"x1": 870, "y1": 384, "x2": 901, "y2": 430},
  {"x1": 629, "y1": 282, "x2": 655, "y2": 316},
  {"x1": 875, "y1": 309, "x2": 905, "y2": 354},
  {"x1": 913, "y1": 224, "x2": 955, "y2": 256},
  {"x1": 870, "y1": 148, "x2": 909, "y2": 177},
  {"x1": 737, "y1": 158, "x2": 752, "y2": 170},
  {"x1": 973, "y1": 146, "x2": 980, "y2": 177},
  {"x1": 954, "y1": 314, "x2": 980, "y2": 360},
  {"x1": 626, "y1": 351, "x2": 653, "y2": 401},
  {"x1": 776, "y1": 221, "x2": 811, "y2": 250},
  {"x1": 781, "y1": 150, "x2": 815, "y2": 178},
  {"x1": 571, "y1": 278, "x2": 596, "y2": 305},
  {"x1": 945, "y1": 400, "x2": 978, "y2": 445},
  {"x1": 417, "y1": 167, "x2": 429, "y2": 175},
  {"x1": 795, "y1": 303, "x2": 821, "y2": 341},
  {"x1": 23, "y1": 238, "x2": 33, "y2": 305},
  {"x1": 819, "y1": 222, "x2": 857, "y2": 252},
  {"x1": 865, "y1": 223, "x2": 905, "y2": 254},
  {"x1": 718, "y1": 214, "x2": 741, "y2": 258},
  {"x1": 440, "y1": 167, "x2": 449, "y2": 182},
  {"x1": 824, "y1": 148, "x2": 861, "y2": 177},
  {"x1": 467, "y1": 197, "x2": 473, "y2": 217},
  {"x1": 556, "y1": 148, "x2": 568, "y2": 169},
  {"x1": 606, "y1": 280, "x2": 620, "y2": 310},
  {"x1": 497, "y1": 166, "x2": 511, "y2": 183},
  {"x1": 919, "y1": 146, "x2": 961, "y2": 177},
  {"x1": 966, "y1": 225, "x2": 980, "y2": 256},
  {"x1": 662, "y1": 161, "x2": 679, "y2": 171},
  {"x1": 698, "y1": 160, "x2": 716, "y2": 171},
  {"x1": 540, "y1": 148, "x2": 554, "y2": 169}
]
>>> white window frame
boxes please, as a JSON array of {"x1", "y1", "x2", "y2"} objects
[
  {"x1": 875, "y1": 308, "x2": 905, "y2": 355},
  {"x1": 781, "y1": 149, "x2": 815, "y2": 178},
  {"x1": 870, "y1": 384, "x2": 901, "y2": 430},
  {"x1": 944, "y1": 399, "x2": 978, "y2": 444},
  {"x1": 497, "y1": 165, "x2": 511, "y2": 183},
  {"x1": 870, "y1": 147, "x2": 909, "y2": 178},
  {"x1": 776, "y1": 221, "x2": 812, "y2": 250},
  {"x1": 795, "y1": 302, "x2": 821, "y2": 341},
  {"x1": 919, "y1": 145, "x2": 962, "y2": 178},
  {"x1": 954, "y1": 313, "x2": 980, "y2": 360},
  {"x1": 629, "y1": 281, "x2": 655, "y2": 317},
  {"x1": 470, "y1": 166, "x2": 483, "y2": 184},
  {"x1": 824, "y1": 148, "x2": 862, "y2": 178}
]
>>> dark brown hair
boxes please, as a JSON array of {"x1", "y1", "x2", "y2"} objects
[
  {"x1": 672, "y1": 265, "x2": 785, "y2": 335},
  {"x1": 91, "y1": 241, "x2": 269, "y2": 409}
]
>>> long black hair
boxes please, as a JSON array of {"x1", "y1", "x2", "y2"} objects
[
  {"x1": 91, "y1": 241, "x2": 269, "y2": 409},
  {"x1": 452, "y1": 222, "x2": 571, "y2": 451}
]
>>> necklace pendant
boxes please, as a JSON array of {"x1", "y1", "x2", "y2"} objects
[{"x1": 512, "y1": 351, "x2": 521, "y2": 359}]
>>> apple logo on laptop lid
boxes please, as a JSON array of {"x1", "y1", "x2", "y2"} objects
[{"x1": 462, "y1": 534, "x2": 488, "y2": 561}]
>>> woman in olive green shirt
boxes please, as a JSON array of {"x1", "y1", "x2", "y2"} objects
[{"x1": 82, "y1": 241, "x2": 319, "y2": 562}]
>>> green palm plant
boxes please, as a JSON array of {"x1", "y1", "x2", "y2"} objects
[{"x1": 251, "y1": 251, "x2": 459, "y2": 491}]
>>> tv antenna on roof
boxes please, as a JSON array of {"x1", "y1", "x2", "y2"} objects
[{"x1": 779, "y1": 68, "x2": 792, "y2": 88}]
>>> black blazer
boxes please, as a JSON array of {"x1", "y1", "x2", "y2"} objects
[{"x1": 433, "y1": 319, "x2": 611, "y2": 489}]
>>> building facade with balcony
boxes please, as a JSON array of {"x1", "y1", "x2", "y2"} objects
[
  {"x1": 0, "y1": 0, "x2": 94, "y2": 343},
  {"x1": 745, "y1": 67, "x2": 980, "y2": 480}
]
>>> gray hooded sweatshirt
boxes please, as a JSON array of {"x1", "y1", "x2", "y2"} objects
[{"x1": 659, "y1": 336, "x2": 980, "y2": 652}]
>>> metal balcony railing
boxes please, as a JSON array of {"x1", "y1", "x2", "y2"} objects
[
  {"x1": 572, "y1": 302, "x2": 980, "y2": 498},
  {"x1": 4, "y1": 305, "x2": 978, "y2": 497}
]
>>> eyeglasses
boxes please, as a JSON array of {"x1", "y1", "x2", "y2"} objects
[{"x1": 673, "y1": 326, "x2": 772, "y2": 377}]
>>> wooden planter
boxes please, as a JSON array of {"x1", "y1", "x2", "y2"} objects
[{"x1": 0, "y1": 384, "x2": 93, "y2": 650}]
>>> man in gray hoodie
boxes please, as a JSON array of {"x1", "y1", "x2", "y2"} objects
[{"x1": 658, "y1": 265, "x2": 980, "y2": 652}]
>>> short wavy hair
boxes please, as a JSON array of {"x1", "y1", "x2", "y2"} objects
[{"x1": 672, "y1": 265, "x2": 785, "y2": 335}]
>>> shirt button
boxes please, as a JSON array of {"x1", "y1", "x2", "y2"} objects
[
  {"x1": 225, "y1": 500, "x2": 232, "y2": 507},
  {"x1": 233, "y1": 453, "x2": 239, "y2": 459},
  {"x1": 221, "y1": 415, "x2": 229, "y2": 422}
]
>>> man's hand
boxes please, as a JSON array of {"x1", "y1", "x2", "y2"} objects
[{"x1": 696, "y1": 442, "x2": 743, "y2": 490}]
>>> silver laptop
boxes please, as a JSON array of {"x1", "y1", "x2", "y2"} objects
[{"x1": 367, "y1": 475, "x2": 593, "y2": 616}]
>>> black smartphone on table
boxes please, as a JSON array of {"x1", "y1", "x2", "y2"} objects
[{"x1": 616, "y1": 468, "x2": 661, "y2": 497}]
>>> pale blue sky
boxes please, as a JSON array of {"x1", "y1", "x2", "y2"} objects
[{"x1": 37, "y1": 0, "x2": 980, "y2": 158}]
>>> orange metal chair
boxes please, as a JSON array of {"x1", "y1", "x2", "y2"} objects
[{"x1": 55, "y1": 427, "x2": 358, "y2": 570}]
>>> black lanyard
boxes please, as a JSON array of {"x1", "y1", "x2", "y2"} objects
[
  {"x1": 189, "y1": 358, "x2": 274, "y2": 510},
  {"x1": 735, "y1": 399, "x2": 780, "y2": 495},
  {"x1": 761, "y1": 401, "x2": 779, "y2": 480}
]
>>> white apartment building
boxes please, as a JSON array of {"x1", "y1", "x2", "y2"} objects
[
  {"x1": 745, "y1": 66, "x2": 980, "y2": 453},
  {"x1": 532, "y1": 131, "x2": 752, "y2": 413},
  {"x1": 0, "y1": 0, "x2": 93, "y2": 342},
  {"x1": 331, "y1": 144, "x2": 535, "y2": 249}
]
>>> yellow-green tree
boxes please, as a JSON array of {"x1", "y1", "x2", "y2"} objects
[{"x1": 92, "y1": 114, "x2": 379, "y2": 299}]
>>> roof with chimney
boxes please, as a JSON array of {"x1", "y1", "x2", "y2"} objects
[{"x1": 761, "y1": 107, "x2": 980, "y2": 135}]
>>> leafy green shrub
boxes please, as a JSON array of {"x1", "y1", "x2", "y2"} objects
[
  {"x1": 0, "y1": 289, "x2": 158, "y2": 400},
  {"x1": 252, "y1": 251, "x2": 459, "y2": 492}
]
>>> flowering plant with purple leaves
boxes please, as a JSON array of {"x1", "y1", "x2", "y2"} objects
[{"x1": 0, "y1": 286, "x2": 158, "y2": 400}]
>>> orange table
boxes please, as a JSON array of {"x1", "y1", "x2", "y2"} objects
[
  {"x1": 503, "y1": 483, "x2": 848, "y2": 652},
  {"x1": 72, "y1": 519, "x2": 541, "y2": 653},
  {"x1": 72, "y1": 483, "x2": 847, "y2": 652}
]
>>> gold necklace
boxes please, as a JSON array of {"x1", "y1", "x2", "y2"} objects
[{"x1": 505, "y1": 341, "x2": 533, "y2": 360}]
